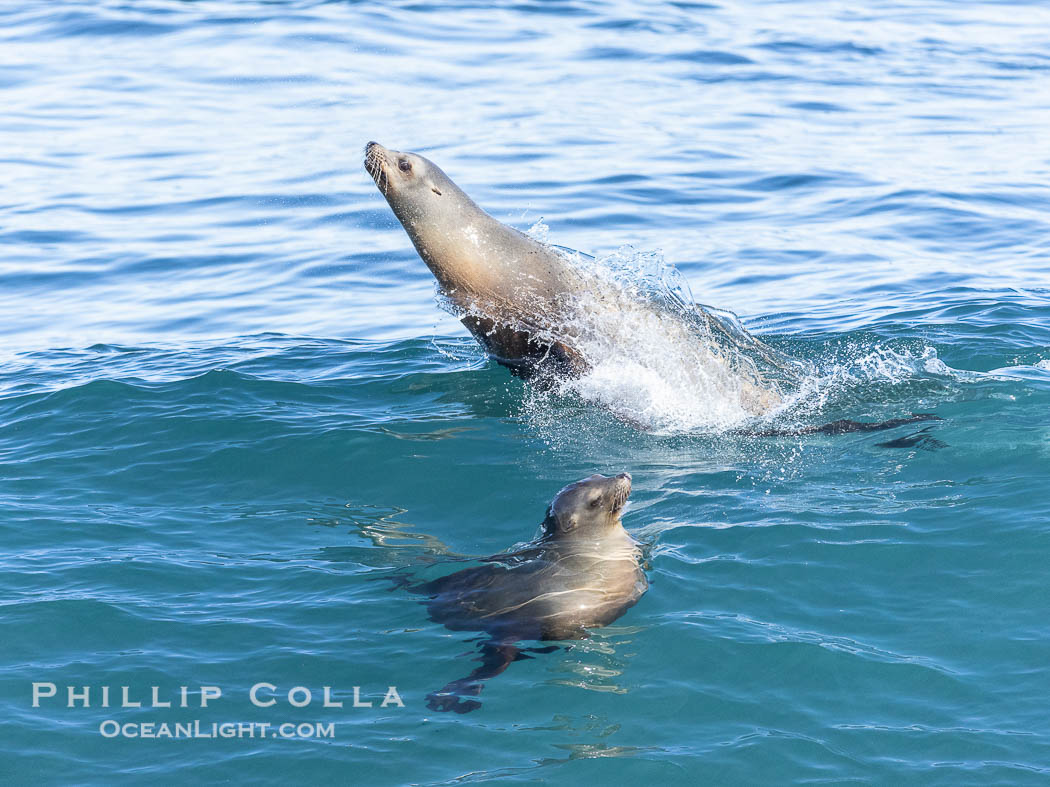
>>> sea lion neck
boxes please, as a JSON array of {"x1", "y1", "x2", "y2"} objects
[
  {"x1": 379, "y1": 173, "x2": 513, "y2": 298},
  {"x1": 541, "y1": 516, "x2": 634, "y2": 549}
]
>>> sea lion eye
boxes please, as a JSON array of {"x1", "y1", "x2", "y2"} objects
[
  {"x1": 398, "y1": 159, "x2": 412, "y2": 172},
  {"x1": 589, "y1": 498, "x2": 601, "y2": 508}
]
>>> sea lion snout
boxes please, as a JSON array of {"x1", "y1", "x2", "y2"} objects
[
  {"x1": 364, "y1": 142, "x2": 437, "y2": 201},
  {"x1": 610, "y1": 472, "x2": 632, "y2": 513},
  {"x1": 364, "y1": 142, "x2": 390, "y2": 192}
]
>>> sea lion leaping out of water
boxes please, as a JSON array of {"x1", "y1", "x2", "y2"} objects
[
  {"x1": 365, "y1": 140, "x2": 591, "y2": 380},
  {"x1": 364, "y1": 141, "x2": 940, "y2": 437},
  {"x1": 404, "y1": 472, "x2": 647, "y2": 713}
]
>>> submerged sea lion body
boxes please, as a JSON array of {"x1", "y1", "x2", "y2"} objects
[{"x1": 409, "y1": 472, "x2": 646, "y2": 713}]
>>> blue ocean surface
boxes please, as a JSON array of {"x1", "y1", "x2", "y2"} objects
[{"x1": 2, "y1": 0, "x2": 1050, "y2": 783}]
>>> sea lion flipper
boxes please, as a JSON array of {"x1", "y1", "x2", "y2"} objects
[
  {"x1": 750, "y1": 413, "x2": 944, "y2": 438},
  {"x1": 459, "y1": 315, "x2": 582, "y2": 380},
  {"x1": 875, "y1": 426, "x2": 948, "y2": 450},
  {"x1": 811, "y1": 413, "x2": 940, "y2": 435},
  {"x1": 425, "y1": 641, "x2": 520, "y2": 714},
  {"x1": 548, "y1": 341, "x2": 587, "y2": 376}
]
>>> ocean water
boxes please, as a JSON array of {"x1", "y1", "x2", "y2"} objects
[{"x1": 2, "y1": 0, "x2": 1050, "y2": 783}]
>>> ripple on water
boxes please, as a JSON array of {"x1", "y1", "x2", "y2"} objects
[{"x1": 2, "y1": 0, "x2": 1050, "y2": 782}]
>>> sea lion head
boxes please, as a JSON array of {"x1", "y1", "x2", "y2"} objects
[
  {"x1": 542, "y1": 473, "x2": 632, "y2": 540},
  {"x1": 364, "y1": 141, "x2": 496, "y2": 294},
  {"x1": 364, "y1": 141, "x2": 463, "y2": 218}
]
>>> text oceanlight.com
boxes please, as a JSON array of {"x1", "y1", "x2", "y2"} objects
[{"x1": 99, "y1": 721, "x2": 336, "y2": 739}]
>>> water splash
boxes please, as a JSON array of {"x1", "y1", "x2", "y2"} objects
[
  {"x1": 765, "y1": 343, "x2": 947, "y2": 426},
  {"x1": 436, "y1": 242, "x2": 955, "y2": 435}
]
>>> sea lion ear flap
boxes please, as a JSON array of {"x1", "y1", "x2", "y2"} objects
[
  {"x1": 541, "y1": 506, "x2": 576, "y2": 535},
  {"x1": 541, "y1": 506, "x2": 557, "y2": 536}
]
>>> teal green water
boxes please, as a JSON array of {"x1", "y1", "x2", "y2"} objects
[{"x1": 3, "y1": 1, "x2": 1050, "y2": 783}]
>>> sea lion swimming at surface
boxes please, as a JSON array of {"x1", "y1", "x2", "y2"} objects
[
  {"x1": 401, "y1": 472, "x2": 646, "y2": 713},
  {"x1": 364, "y1": 141, "x2": 940, "y2": 436}
]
